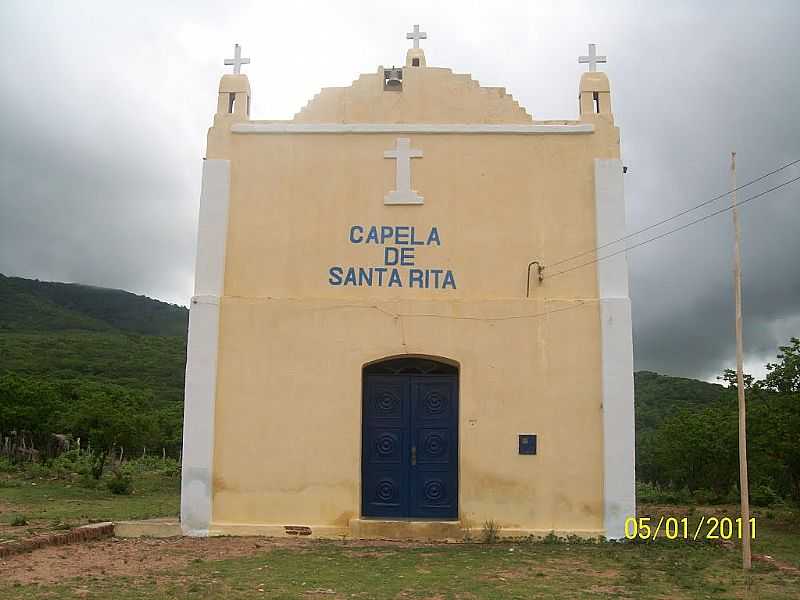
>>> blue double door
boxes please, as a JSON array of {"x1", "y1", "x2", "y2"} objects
[{"x1": 362, "y1": 374, "x2": 458, "y2": 519}]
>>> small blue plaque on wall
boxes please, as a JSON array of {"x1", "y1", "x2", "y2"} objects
[{"x1": 519, "y1": 434, "x2": 537, "y2": 455}]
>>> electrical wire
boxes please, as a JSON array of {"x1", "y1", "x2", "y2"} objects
[
  {"x1": 546, "y1": 174, "x2": 800, "y2": 279},
  {"x1": 546, "y1": 157, "x2": 800, "y2": 270}
]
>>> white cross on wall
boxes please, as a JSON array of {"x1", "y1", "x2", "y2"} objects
[
  {"x1": 384, "y1": 138, "x2": 424, "y2": 205},
  {"x1": 406, "y1": 24, "x2": 427, "y2": 49},
  {"x1": 578, "y1": 43, "x2": 607, "y2": 72},
  {"x1": 224, "y1": 43, "x2": 250, "y2": 74}
]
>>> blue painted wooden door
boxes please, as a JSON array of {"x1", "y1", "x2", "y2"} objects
[{"x1": 362, "y1": 374, "x2": 458, "y2": 519}]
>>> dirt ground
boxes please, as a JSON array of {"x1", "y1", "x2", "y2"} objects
[
  {"x1": 0, "y1": 536, "x2": 428, "y2": 585},
  {"x1": 1, "y1": 537, "x2": 284, "y2": 584},
  {"x1": 2, "y1": 534, "x2": 798, "y2": 600}
]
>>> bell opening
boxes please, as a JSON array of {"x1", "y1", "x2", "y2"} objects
[{"x1": 383, "y1": 67, "x2": 403, "y2": 91}]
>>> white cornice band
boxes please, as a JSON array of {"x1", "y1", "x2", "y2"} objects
[{"x1": 232, "y1": 122, "x2": 594, "y2": 135}]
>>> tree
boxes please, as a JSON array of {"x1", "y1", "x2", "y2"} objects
[
  {"x1": 641, "y1": 402, "x2": 739, "y2": 494},
  {"x1": 746, "y1": 391, "x2": 800, "y2": 500},
  {"x1": 717, "y1": 368, "x2": 754, "y2": 390},
  {"x1": 0, "y1": 375, "x2": 67, "y2": 452},
  {"x1": 65, "y1": 388, "x2": 159, "y2": 478},
  {"x1": 762, "y1": 337, "x2": 800, "y2": 393}
]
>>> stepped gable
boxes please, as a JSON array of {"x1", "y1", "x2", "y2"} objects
[{"x1": 293, "y1": 67, "x2": 532, "y2": 124}]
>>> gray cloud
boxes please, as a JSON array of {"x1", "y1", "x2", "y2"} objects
[{"x1": 1, "y1": 0, "x2": 798, "y2": 380}]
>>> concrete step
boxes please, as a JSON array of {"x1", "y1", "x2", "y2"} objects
[
  {"x1": 114, "y1": 518, "x2": 182, "y2": 538},
  {"x1": 349, "y1": 518, "x2": 463, "y2": 541}
]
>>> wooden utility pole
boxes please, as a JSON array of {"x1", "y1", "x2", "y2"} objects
[{"x1": 731, "y1": 151, "x2": 752, "y2": 570}]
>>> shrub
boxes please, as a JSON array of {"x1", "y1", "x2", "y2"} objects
[
  {"x1": 21, "y1": 461, "x2": 50, "y2": 479},
  {"x1": 106, "y1": 469, "x2": 133, "y2": 495},
  {"x1": 692, "y1": 488, "x2": 718, "y2": 505},
  {"x1": 751, "y1": 484, "x2": 780, "y2": 507},
  {"x1": 636, "y1": 481, "x2": 692, "y2": 505},
  {"x1": 80, "y1": 472, "x2": 102, "y2": 489},
  {"x1": 11, "y1": 514, "x2": 28, "y2": 526},
  {"x1": 481, "y1": 519, "x2": 501, "y2": 544},
  {"x1": 721, "y1": 485, "x2": 741, "y2": 505},
  {"x1": 542, "y1": 531, "x2": 563, "y2": 545},
  {"x1": 125, "y1": 456, "x2": 180, "y2": 478},
  {"x1": 50, "y1": 449, "x2": 93, "y2": 480},
  {"x1": 636, "y1": 481, "x2": 661, "y2": 504},
  {"x1": 462, "y1": 517, "x2": 474, "y2": 542}
]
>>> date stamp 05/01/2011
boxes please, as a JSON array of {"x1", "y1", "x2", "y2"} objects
[{"x1": 625, "y1": 516, "x2": 757, "y2": 541}]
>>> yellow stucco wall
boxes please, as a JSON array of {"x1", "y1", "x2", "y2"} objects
[{"x1": 207, "y1": 61, "x2": 620, "y2": 536}]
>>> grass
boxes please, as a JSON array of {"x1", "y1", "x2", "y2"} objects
[
  {"x1": 1, "y1": 538, "x2": 798, "y2": 599},
  {"x1": 168, "y1": 541, "x2": 793, "y2": 599},
  {"x1": 753, "y1": 509, "x2": 800, "y2": 567},
  {"x1": 0, "y1": 472, "x2": 798, "y2": 598},
  {"x1": 642, "y1": 504, "x2": 800, "y2": 569},
  {"x1": 0, "y1": 470, "x2": 178, "y2": 541}
]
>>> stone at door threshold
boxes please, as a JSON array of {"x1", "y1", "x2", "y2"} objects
[{"x1": 349, "y1": 518, "x2": 463, "y2": 541}]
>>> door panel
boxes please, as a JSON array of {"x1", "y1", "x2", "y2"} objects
[
  {"x1": 410, "y1": 377, "x2": 458, "y2": 518},
  {"x1": 362, "y1": 376, "x2": 409, "y2": 517},
  {"x1": 362, "y1": 373, "x2": 457, "y2": 519}
]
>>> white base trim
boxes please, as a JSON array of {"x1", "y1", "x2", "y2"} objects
[
  {"x1": 180, "y1": 297, "x2": 221, "y2": 536},
  {"x1": 599, "y1": 297, "x2": 636, "y2": 539},
  {"x1": 207, "y1": 521, "x2": 607, "y2": 541},
  {"x1": 232, "y1": 122, "x2": 594, "y2": 135}
]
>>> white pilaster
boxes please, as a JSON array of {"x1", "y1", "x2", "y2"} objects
[
  {"x1": 594, "y1": 159, "x2": 636, "y2": 540},
  {"x1": 181, "y1": 159, "x2": 230, "y2": 536}
]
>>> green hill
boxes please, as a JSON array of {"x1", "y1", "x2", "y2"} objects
[
  {"x1": 633, "y1": 370, "x2": 727, "y2": 436},
  {"x1": 0, "y1": 274, "x2": 188, "y2": 404},
  {"x1": 0, "y1": 275, "x2": 112, "y2": 333},
  {"x1": 0, "y1": 274, "x2": 187, "y2": 336}
]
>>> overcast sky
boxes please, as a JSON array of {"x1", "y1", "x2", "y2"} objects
[{"x1": 1, "y1": 0, "x2": 798, "y2": 381}]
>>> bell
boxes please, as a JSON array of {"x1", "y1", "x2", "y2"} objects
[{"x1": 383, "y1": 67, "x2": 403, "y2": 90}]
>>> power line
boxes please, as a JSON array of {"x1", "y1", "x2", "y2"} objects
[
  {"x1": 547, "y1": 175, "x2": 800, "y2": 280},
  {"x1": 546, "y1": 157, "x2": 800, "y2": 270}
]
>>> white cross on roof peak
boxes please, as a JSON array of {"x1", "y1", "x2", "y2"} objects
[
  {"x1": 407, "y1": 24, "x2": 427, "y2": 49},
  {"x1": 224, "y1": 43, "x2": 250, "y2": 74},
  {"x1": 578, "y1": 43, "x2": 607, "y2": 72}
]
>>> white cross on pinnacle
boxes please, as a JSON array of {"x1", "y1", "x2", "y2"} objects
[
  {"x1": 224, "y1": 43, "x2": 250, "y2": 74},
  {"x1": 406, "y1": 24, "x2": 427, "y2": 49},
  {"x1": 578, "y1": 43, "x2": 607, "y2": 72}
]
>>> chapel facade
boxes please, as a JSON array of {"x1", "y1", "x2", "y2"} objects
[{"x1": 181, "y1": 31, "x2": 635, "y2": 540}]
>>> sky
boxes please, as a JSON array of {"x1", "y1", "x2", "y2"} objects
[{"x1": 1, "y1": 0, "x2": 798, "y2": 382}]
